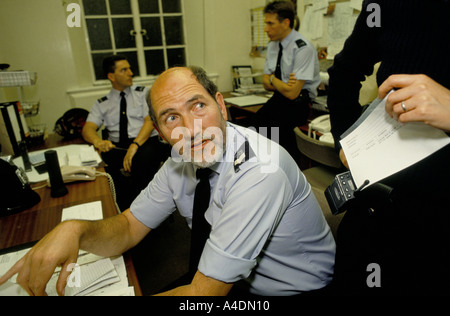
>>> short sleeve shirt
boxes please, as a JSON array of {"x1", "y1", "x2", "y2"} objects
[
  {"x1": 86, "y1": 85, "x2": 155, "y2": 143},
  {"x1": 264, "y1": 30, "x2": 321, "y2": 99},
  {"x1": 130, "y1": 123, "x2": 335, "y2": 295}
]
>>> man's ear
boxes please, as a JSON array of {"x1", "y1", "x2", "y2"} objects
[
  {"x1": 153, "y1": 123, "x2": 167, "y2": 143},
  {"x1": 107, "y1": 72, "x2": 115, "y2": 82},
  {"x1": 215, "y1": 92, "x2": 228, "y2": 121}
]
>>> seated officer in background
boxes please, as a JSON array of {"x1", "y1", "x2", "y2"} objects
[
  {"x1": 0, "y1": 66, "x2": 335, "y2": 296},
  {"x1": 256, "y1": 1, "x2": 321, "y2": 163},
  {"x1": 82, "y1": 55, "x2": 170, "y2": 210}
]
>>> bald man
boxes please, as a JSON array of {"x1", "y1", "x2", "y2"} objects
[{"x1": 0, "y1": 66, "x2": 334, "y2": 296}]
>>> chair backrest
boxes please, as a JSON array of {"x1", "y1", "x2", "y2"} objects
[{"x1": 294, "y1": 127, "x2": 342, "y2": 169}]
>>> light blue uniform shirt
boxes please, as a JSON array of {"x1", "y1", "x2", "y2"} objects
[
  {"x1": 264, "y1": 29, "x2": 321, "y2": 100},
  {"x1": 131, "y1": 123, "x2": 335, "y2": 295},
  {"x1": 86, "y1": 85, "x2": 157, "y2": 143}
]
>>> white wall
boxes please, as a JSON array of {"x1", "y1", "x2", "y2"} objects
[
  {"x1": 0, "y1": 0, "x2": 267, "y2": 132},
  {"x1": 0, "y1": 0, "x2": 78, "y2": 132}
]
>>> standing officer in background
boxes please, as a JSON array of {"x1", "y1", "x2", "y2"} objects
[
  {"x1": 82, "y1": 55, "x2": 170, "y2": 210},
  {"x1": 256, "y1": 0, "x2": 321, "y2": 163}
]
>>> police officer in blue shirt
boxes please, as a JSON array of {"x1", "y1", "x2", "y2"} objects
[
  {"x1": 256, "y1": 1, "x2": 321, "y2": 163},
  {"x1": 82, "y1": 55, "x2": 170, "y2": 210},
  {"x1": 0, "y1": 66, "x2": 335, "y2": 296}
]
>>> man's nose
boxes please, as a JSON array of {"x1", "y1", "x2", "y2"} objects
[{"x1": 183, "y1": 118, "x2": 203, "y2": 139}]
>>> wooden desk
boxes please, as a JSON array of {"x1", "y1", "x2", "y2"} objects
[
  {"x1": 223, "y1": 92, "x2": 265, "y2": 127},
  {"x1": 223, "y1": 91, "x2": 328, "y2": 133},
  {"x1": 223, "y1": 92, "x2": 264, "y2": 112},
  {"x1": 0, "y1": 135, "x2": 142, "y2": 296}
]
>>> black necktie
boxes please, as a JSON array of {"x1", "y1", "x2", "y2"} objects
[
  {"x1": 119, "y1": 91, "x2": 128, "y2": 147},
  {"x1": 188, "y1": 168, "x2": 213, "y2": 278},
  {"x1": 274, "y1": 42, "x2": 283, "y2": 80}
]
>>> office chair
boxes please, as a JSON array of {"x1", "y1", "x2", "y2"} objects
[{"x1": 294, "y1": 127, "x2": 344, "y2": 237}]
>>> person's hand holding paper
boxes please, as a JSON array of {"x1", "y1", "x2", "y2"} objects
[
  {"x1": 380, "y1": 74, "x2": 450, "y2": 132},
  {"x1": 339, "y1": 76, "x2": 450, "y2": 188}
]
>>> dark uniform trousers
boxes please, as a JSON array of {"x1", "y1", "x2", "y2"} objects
[
  {"x1": 102, "y1": 137, "x2": 171, "y2": 211},
  {"x1": 254, "y1": 90, "x2": 311, "y2": 163},
  {"x1": 330, "y1": 144, "x2": 450, "y2": 295}
]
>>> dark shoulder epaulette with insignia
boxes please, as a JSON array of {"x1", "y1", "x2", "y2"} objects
[
  {"x1": 234, "y1": 140, "x2": 256, "y2": 173},
  {"x1": 97, "y1": 96, "x2": 108, "y2": 103},
  {"x1": 296, "y1": 39, "x2": 307, "y2": 48},
  {"x1": 135, "y1": 86, "x2": 146, "y2": 92}
]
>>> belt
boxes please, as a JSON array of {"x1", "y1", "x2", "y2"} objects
[
  {"x1": 112, "y1": 138, "x2": 135, "y2": 149},
  {"x1": 295, "y1": 89, "x2": 311, "y2": 103}
]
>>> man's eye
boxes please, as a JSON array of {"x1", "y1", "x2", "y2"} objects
[
  {"x1": 166, "y1": 115, "x2": 176, "y2": 123},
  {"x1": 195, "y1": 103, "x2": 205, "y2": 110}
]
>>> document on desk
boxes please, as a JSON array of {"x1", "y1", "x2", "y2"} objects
[
  {"x1": 13, "y1": 144, "x2": 102, "y2": 183},
  {"x1": 0, "y1": 201, "x2": 135, "y2": 296},
  {"x1": 340, "y1": 94, "x2": 450, "y2": 188},
  {"x1": 61, "y1": 201, "x2": 103, "y2": 222},
  {"x1": 45, "y1": 258, "x2": 119, "y2": 296},
  {"x1": 224, "y1": 95, "x2": 269, "y2": 107}
]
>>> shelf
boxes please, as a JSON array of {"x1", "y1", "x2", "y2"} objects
[{"x1": 0, "y1": 71, "x2": 37, "y2": 87}]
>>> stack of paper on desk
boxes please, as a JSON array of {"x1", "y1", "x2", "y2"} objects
[
  {"x1": 77, "y1": 146, "x2": 100, "y2": 166},
  {"x1": 46, "y1": 257, "x2": 120, "y2": 296},
  {"x1": 13, "y1": 144, "x2": 102, "y2": 183},
  {"x1": 0, "y1": 201, "x2": 135, "y2": 296},
  {"x1": 340, "y1": 93, "x2": 450, "y2": 188}
]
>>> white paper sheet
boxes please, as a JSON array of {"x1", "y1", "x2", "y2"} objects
[
  {"x1": 340, "y1": 95, "x2": 450, "y2": 188},
  {"x1": 61, "y1": 200, "x2": 103, "y2": 222},
  {"x1": 224, "y1": 95, "x2": 269, "y2": 107}
]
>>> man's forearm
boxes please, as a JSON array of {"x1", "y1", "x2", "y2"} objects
[
  {"x1": 82, "y1": 123, "x2": 103, "y2": 147},
  {"x1": 155, "y1": 271, "x2": 234, "y2": 296},
  {"x1": 263, "y1": 74, "x2": 276, "y2": 92},
  {"x1": 77, "y1": 212, "x2": 138, "y2": 257},
  {"x1": 264, "y1": 73, "x2": 304, "y2": 100},
  {"x1": 132, "y1": 117, "x2": 153, "y2": 146},
  {"x1": 271, "y1": 76, "x2": 305, "y2": 100}
]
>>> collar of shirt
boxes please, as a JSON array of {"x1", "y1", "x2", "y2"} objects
[
  {"x1": 110, "y1": 86, "x2": 132, "y2": 101},
  {"x1": 192, "y1": 123, "x2": 246, "y2": 180},
  {"x1": 279, "y1": 29, "x2": 297, "y2": 51}
]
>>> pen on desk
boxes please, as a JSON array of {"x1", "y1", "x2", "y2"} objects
[{"x1": 112, "y1": 147, "x2": 128, "y2": 151}]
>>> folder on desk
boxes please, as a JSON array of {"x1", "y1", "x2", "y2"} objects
[
  {"x1": 224, "y1": 95, "x2": 269, "y2": 107},
  {"x1": 0, "y1": 101, "x2": 29, "y2": 156}
]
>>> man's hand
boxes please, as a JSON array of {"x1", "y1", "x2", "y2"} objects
[
  {"x1": 82, "y1": 122, "x2": 115, "y2": 152},
  {"x1": 380, "y1": 74, "x2": 450, "y2": 132},
  {"x1": 93, "y1": 139, "x2": 116, "y2": 153},
  {"x1": 123, "y1": 143, "x2": 138, "y2": 172},
  {"x1": 287, "y1": 73, "x2": 297, "y2": 87},
  {"x1": 0, "y1": 221, "x2": 82, "y2": 296},
  {"x1": 339, "y1": 149, "x2": 349, "y2": 169},
  {"x1": 263, "y1": 74, "x2": 276, "y2": 92}
]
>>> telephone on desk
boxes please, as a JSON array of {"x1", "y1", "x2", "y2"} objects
[
  {"x1": 308, "y1": 114, "x2": 331, "y2": 135},
  {"x1": 308, "y1": 114, "x2": 334, "y2": 145},
  {"x1": 0, "y1": 158, "x2": 40, "y2": 216},
  {"x1": 46, "y1": 165, "x2": 96, "y2": 186}
]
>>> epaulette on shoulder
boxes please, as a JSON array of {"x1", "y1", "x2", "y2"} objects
[
  {"x1": 296, "y1": 39, "x2": 307, "y2": 48},
  {"x1": 97, "y1": 96, "x2": 108, "y2": 103},
  {"x1": 234, "y1": 141, "x2": 256, "y2": 173},
  {"x1": 135, "y1": 86, "x2": 146, "y2": 92}
]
